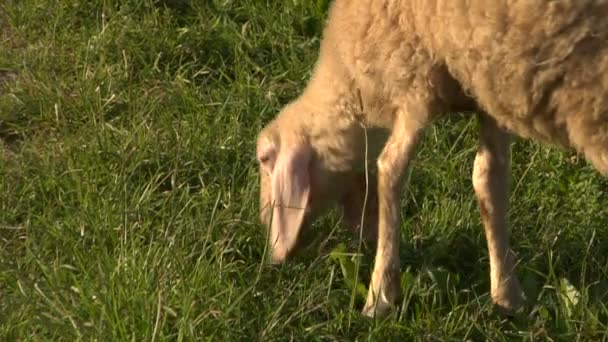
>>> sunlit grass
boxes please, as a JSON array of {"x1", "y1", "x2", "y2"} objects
[{"x1": 1, "y1": 0, "x2": 607, "y2": 339}]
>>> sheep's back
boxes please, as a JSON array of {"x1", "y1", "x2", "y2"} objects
[
  {"x1": 417, "y1": 0, "x2": 608, "y2": 147},
  {"x1": 325, "y1": 0, "x2": 608, "y2": 159}
]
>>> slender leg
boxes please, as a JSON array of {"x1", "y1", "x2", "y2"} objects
[
  {"x1": 362, "y1": 109, "x2": 427, "y2": 318},
  {"x1": 473, "y1": 114, "x2": 523, "y2": 312}
]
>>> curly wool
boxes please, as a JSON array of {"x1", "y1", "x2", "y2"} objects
[{"x1": 299, "y1": 0, "x2": 608, "y2": 172}]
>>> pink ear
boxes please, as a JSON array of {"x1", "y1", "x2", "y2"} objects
[{"x1": 269, "y1": 143, "x2": 311, "y2": 262}]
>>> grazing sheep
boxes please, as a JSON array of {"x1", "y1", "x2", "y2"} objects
[{"x1": 256, "y1": 0, "x2": 608, "y2": 317}]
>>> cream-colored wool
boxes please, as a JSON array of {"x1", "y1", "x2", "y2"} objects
[{"x1": 257, "y1": 0, "x2": 608, "y2": 317}]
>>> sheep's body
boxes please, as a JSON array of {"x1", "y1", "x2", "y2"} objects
[
  {"x1": 308, "y1": 0, "x2": 608, "y2": 170},
  {"x1": 257, "y1": 0, "x2": 608, "y2": 317}
]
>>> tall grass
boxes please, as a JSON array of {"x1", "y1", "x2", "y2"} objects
[{"x1": 1, "y1": 1, "x2": 607, "y2": 339}]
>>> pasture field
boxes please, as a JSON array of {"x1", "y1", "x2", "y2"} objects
[{"x1": 1, "y1": 0, "x2": 607, "y2": 340}]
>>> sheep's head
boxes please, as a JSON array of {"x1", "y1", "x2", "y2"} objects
[{"x1": 257, "y1": 105, "x2": 378, "y2": 264}]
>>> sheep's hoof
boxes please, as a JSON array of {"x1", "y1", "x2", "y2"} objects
[
  {"x1": 492, "y1": 278, "x2": 524, "y2": 316},
  {"x1": 362, "y1": 296, "x2": 393, "y2": 318},
  {"x1": 362, "y1": 283, "x2": 399, "y2": 318}
]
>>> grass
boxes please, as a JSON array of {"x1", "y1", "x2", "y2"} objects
[{"x1": 1, "y1": 0, "x2": 608, "y2": 340}]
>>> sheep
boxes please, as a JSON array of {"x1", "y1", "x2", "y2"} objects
[{"x1": 256, "y1": 0, "x2": 608, "y2": 318}]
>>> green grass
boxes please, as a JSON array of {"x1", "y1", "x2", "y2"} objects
[{"x1": 1, "y1": 0, "x2": 608, "y2": 340}]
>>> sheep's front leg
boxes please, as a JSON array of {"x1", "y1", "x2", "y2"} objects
[
  {"x1": 473, "y1": 115, "x2": 523, "y2": 313},
  {"x1": 362, "y1": 110, "x2": 427, "y2": 318}
]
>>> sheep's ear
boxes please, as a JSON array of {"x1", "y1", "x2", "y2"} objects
[
  {"x1": 340, "y1": 173, "x2": 378, "y2": 243},
  {"x1": 269, "y1": 143, "x2": 311, "y2": 262}
]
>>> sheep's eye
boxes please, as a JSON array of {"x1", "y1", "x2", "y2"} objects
[
  {"x1": 256, "y1": 139, "x2": 276, "y2": 171},
  {"x1": 258, "y1": 154, "x2": 270, "y2": 164}
]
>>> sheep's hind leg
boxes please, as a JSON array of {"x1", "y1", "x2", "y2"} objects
[
  {"x1": 473, "y1": 114, "x2": 523, "y2": 314},
  {"x1": 362, "y1": 108, "x2": 427, "y2": 318}
]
